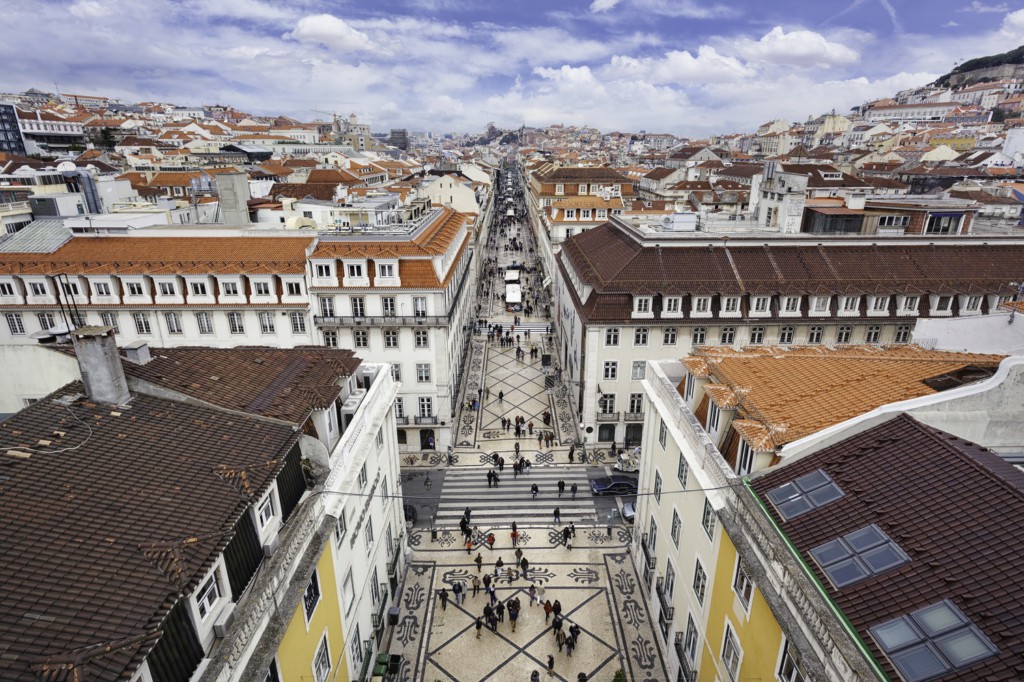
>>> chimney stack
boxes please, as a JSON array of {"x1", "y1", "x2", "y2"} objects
[{"x1": 71, "y1": 326, "x2": 130, "y2": 405}]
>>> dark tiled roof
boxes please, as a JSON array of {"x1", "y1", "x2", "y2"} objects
[
  {"x1": 643, "y1": 167, "x2": 675, "y2": 180},
  {"x1": 779, "y1": 164, "x2": 872, "y2": 189},
  {"x1": 750, "y1": 414, "x2": 1024, "y2": 682},
  {"x1": 0, "y1": 384, "x2": 300, "y2": 681},
  {"x1": 268, "y1": 182, "x2": 342, "y2": 201},
  {"x1": 537, "y1": 166, "x2": 630, "y2": 183}
]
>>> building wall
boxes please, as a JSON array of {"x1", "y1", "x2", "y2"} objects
[{"x1": 276, "y1": 544, "x2": 348, "y2": 682}]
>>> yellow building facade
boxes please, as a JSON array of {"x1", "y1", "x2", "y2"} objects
[
  {"x1": 700, "y1": 530, "x2": 786, "y2": 682},
  {"x1": 275, "y1": 540, "x2": 350, "y2": 682}
]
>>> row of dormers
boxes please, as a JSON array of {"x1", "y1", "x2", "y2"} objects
[
  {"x1": 310, "y1": 258, "x2": 402, "y2": 288},
  {"x1": 0, "y1": 273, "x2": 307, "y2": 307},
  {"x1": 628, "y1": 292, "x2": 1011, "y2": 320}
]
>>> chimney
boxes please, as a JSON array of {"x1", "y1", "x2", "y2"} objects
[
  {"x1": 123, "y1": 339, "x2": 152, "y2": 365},
  {"x1": 215, "y1": 171, "x2": 252, "y2": 225},
  {"x1": 71, "y1": 325, "x2": 130, "y2": 405}
]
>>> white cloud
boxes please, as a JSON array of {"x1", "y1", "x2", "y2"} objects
[
  {"x1": 589, "y1": 0, "x2": 622, "y2": 12},
  {"x1": 944, "y1": 20, "x2": 960, "y2": 27},
  {"x1": 959, "y1": 1, "x2": 1010, "y2": 13},
  {"x1": 283, "y1": 14, "x2": 374, "y2": 54},
  {"x1": 732, "y1": 27, "x2": 860, "y2": 67},
  {"x1": 605, "y1": 46, "x2": 754, "y2": 84},
  {"x1": 586, "y1": 0, "x2": 734, "y2": 19},
  {"x1": 69, "y1": 0, "x2": 115, "y2": 18}
]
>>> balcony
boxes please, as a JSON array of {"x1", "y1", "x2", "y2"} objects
[
  {"x1": 395, "y1": 416, "x2": 410, "y2": 425},
  {"x1": 0, "y1": 201, "x2": 30, "y2": 215},
  {"x1": 674, "y1": 634, "x2": 697, "y2": 682},
  {"x1": 414, "y1": 416, "x2": 438, "y2": 425},
  {"x1": 625, "y1": 411, "x2": 644, "y2": 422},
  {"x1": 371, "y1": 586, "x2": 389, "y2": 632},
  {"x1": 655, "y1": 577, "x2": 675, "y2": 621},
  {"x1": 640, "y1": 533, "x2": 656, "y2": 570},
  {"x1": 314, "y1": 314, "x2": 448, "y2": 327},
  {"x1": 596, "y1": 411, "x2": 620, "y2": 422},
  {"x1": 357, "y1": 640, "x2": 375, "y2": 681}
]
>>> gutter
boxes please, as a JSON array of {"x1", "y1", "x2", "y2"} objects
[{"x1": 742, "y1": 477, "x2": 890, "y2": 682}]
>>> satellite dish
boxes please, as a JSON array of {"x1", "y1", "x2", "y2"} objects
[{"x1": 56, "y1": 161, "x2": 77, "y2": 172}]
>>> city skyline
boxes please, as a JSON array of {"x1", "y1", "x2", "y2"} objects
[{"x1": 3, "y1": 1, "x2": 1024, "y2": 135}]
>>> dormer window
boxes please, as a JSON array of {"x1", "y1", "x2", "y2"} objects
[
  {"x1": 191, "y1": 282, "x2": 208, "y2": 296},
  {"x1": 158, "y1": 282, "x2": 175, "y2": 296},
  {"x1": 555, "y1": 184, "x2": 564, "y2": 195},
  {"x1": 901, "y1": 295, "x2": 919, "y2": 312},
  {"x1": 752, "y1": 296, "x2": 769, "y2": 313},
  {"x1": 254, "y1": 282, "x2": 270, "y2": 296},
  {"x1": 934, "y1": 295, "x2": 952, "y2": 313},
  {"x1": 579, "y1": 184, "x2": 588, "y2": 194},
  {"x1": 635, "y1": 297, "x2": 651, "y2": 314},
  {"x1": 783, "y1": 296, "x2": 800, "y2": 313},
  {"x1": 964, "y1": 295, "x2": 981, "y2": 312},
  {"x1": 723, "y1": 296, "x2": 739, "y2": 313},
  {"x1": 126, "y1": 282, "x2": 144, "y2": 296},
  {"x1": 664, "y1": 297, "x2": 681, "y2": 314},
  {"x1": 811, "y1": 296, "x2": 829, "y2": 313},
  {"x1": 94, "y1": 282, "x2": 111, "y2": 296},
  {"x1": 195, "y1": 570, "x2": 223, "y2": 620},
  {"x1": 222, "y1": 282, "x2": 239, "y2": 296},
  {"x1": 842, "y1": 296, "x2": 859, "y2": 312},
  {"x1": 872, "y1": 296, "x2": 889, "y2": 312},
  {"x1": 378, "y1": 263, "x2": 395, "y2": 278},
  {"x1": 347, "y1": 264, "x2": 363, "y2": 278},
  {"x1": 316, "y1": 264, "x2": 332, "y2": 278},
  {"x1": 694, "y1": 297, "x2": 710, "y2": 314}
]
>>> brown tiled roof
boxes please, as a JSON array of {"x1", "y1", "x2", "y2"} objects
[
  {"x1": 558, "y1": 224, "x2": 1024, "y2": 307},
  {"x1": 537, "y1": 166, "x2": 630, "y2": 183},
  {"x1": 644, "y1": 167, "x2": 675, "y2": 180},
  {"x1": 307, "y1": 168, "x2": 362, "y2": 185},
  {"x1": 779, "y1": 164, "x2": 872, "y2": 189},
  {"x1": 0, "y1": 235, "x2": 312, "y2": 276},
  {"x1": 685, "y1": 345, "x2": 1002, "y2": 449},
  {"x1": 311, "y1": 208, "x2": 470, "y2": 259},
  {"x1": 750, "y1": 414, "x2": 1024, "y2": 681},
  {"x1": 268, "y1": 182, "x2": 342, "y2": 201},
  {"x1": 949, "y1": 189, "x2": 1022, "y2": 206},
  {"x1": 859, "y1": 176, "x2": 909, "y2": 190},
  {"x1": 0, "y1": 383, "x2": 299, "y2": 681}
]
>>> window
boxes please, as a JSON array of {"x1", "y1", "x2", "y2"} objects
[
  {"x1": 348, "y1": 626, "x2": 363, "y2": 669},
  {"x1": 737, "y1": 440, "x2": 754, "y2": 476},
  {"x1": 629, "y1": 393, "x2": 643, "y2": 413},
  {"x1": 634, "y1": 327, "x2": 648, "y2": 345},
  {"x1": 579, "y1": 183, "x2": 588, "y2": 194},
  {"x1": 68, "y1": 311, "x2": 86, "y2": 329},
  {"x1": 290, "y1": 312, "x2": 307, "y2": 334},
  {"x1": 692, "y1": 560, "x2": 707, "y2": 604},
  {"x1": 779, "y1": 326, "x2": 794, "y2": 344},
  {"x1": 749, "y1": 326, "x2": 764, "y2": 344},
  {"x1": 158, "y1": 282, "x2": 175, "y2": 296},
  {"x1": 254, "y1": 282, "x2": 270, "y2": 296},
  {"x1": 342, "y1": 570, "x2": 355, "y2": 613},
  {"x1": 631, "y1": 361, "x2": 646, "y2": 380},
  {"x1": 693, "y1": 297, "x2": 710, "y2": 314},
  {"x1": 555, "y1": 183, "x2": 564, "y2": 195},
  {"x1": 30, "y1": 282, "x2": 46, "y2": 296},
  {"x1": 733, "y1": 561, "x2": 754, "y2": 610},
  {"x1": 647, "y1": 517, "x2": 657, "y2": 553},
  {"x1": 707, "y1": 402, "x2": 720, "y2": 433},
  {"x1": 94, "y1": 282, "x2": 111, "y2": 296},
  {"x1": 413, "y1": 296, "x2": 427, "y2": 316},
  {"x1": 866, "y1": 325, "x2": 881, "y2": 344},
  {"x1": 0, "y1": 282, "x2": 12, "y2": 296},
  {"x1": 720, "y1": 326, "x2": 735, "y2": 344},
  {"x1": 303, "y1": 569, "x2": 321, "y2": 620},
  {"x1": 778, "y1": 641, "x2": 806, "y2": 682},
  {"x1": 418, "y1": 396, "x2": 433, "y2": 417},
  {"x1": 902, "y1": 296, "x2": 919, "y2": 312},
  {"x1": 127, "y1": 282, "x2": 144, "y2": 296},
  {"x1": 721, "y1": 623, "x2": 742, "y2": 681},
  {"x1": 663, "y1": 327, "x2": 677, "y2": 345},
  {"x1": 932, "y1": 295, "x2": 950, "y2": 313},
  {"x1": 878, "y1": 214, "x2": 909, "y2": 227},
  {"x1": 659, "y1": 418, "x2": 668, "y2": 448},
  {"x1": 379, "y1": 263, "x2": 395, "y2": 278},
  {"x1": 665, "y1": 297, "x2": 681, "y2": 314},
  {"x1": 598, "y1": 394, "x2": 615, "y2": 414},
  {"x1": 842, "y1": 296, "x2": 859, "y2": 312},
  {"x1": 133, "y1": 313, "x2": 151, "y2": 334},
  {"x1": 286, "y1": 281, "x2": 302, "y2": 296},
  {"x1": 677, "y1": 453, "x2": 689, "y2": 488},
  {"x1": 664, "y1": 561, "x2": 676, "y2": 599},
  {"x1": 605, "y1": 327, "x2": 619, "y2": 345},
  {"x1": 872, "y1": 296, "x2": 889, "y2": 312},
  {"x1": 382, "y1": 296, "x2": 396, "y2": 316},
  {"x1": 603, "y1": 361, "x2": 618, "y2": 380},
  {"x1": 316, "y1": 264, "x2": 332, "y2": 278},
  {"x1": 895, "y1": 324, "x2": 912, "y2": 344},
  {"x1": 259, "y1": 311, "x2": 275, "y2": 334},
  {"x1": 723, "y1": 296, "x2": 739, "y2": 313},
  {"x1": 784, "y1": 296, "x2": 799, "y2": 312},
  {"x1": 565, "y1": 209, "x2": 576, "y2": 219},
  {"x1": 808, "y1": 325, "x2": 823, "y2": 344},
  {"x1": 384, "y1": 329, "x2": 399, "y2": 348},
  {"x1": 196, "y1": 312, "x2": 214, "y2": 335},
  {"x1": 351, "y1": 296, "x2": 365, "y2": 317},
  {"x1": 222, "y1": 282, "x2": 239, "y2": 296},
  {"x1": 682, "y1": 615, "x2": 699, "y2": 664},
  {"x1": 811, "y1": 296, "x2": 829, "y2": 313},
  {"x1": 357, "y1": 462, "x2": 367, "y2": 488},
  {"x1": 195, "y1": 572, "x2": 221, "y2": 619},
  {"x1": 416, "y1": 363, "x2": 431, "y2": 382},
  {"x1": 753, "y1": 296, "x2": 769, "y2": 313},
  {"x1": 965, "y1": 295, "x2": 981, "y2": 312},
  {"x1": 684, "y1": 373, "x2": 695, "y2": 401},
  {"x1": 263, "y1": 659, "x2": 281, "y2": 682},
  {"x1": 654, "y1": 472, "x2": 663, "y2": 502},
  {"x1": 701, "y1": 498, "x2": 717, "y2": 540},
  {"x1": 692, "y1": 327, "x2": 706, "y2": 345},
  {"x1": 635, "y1": 297, "x2": 651, "y2": 313},
  {"x1": 354, "y1": 329, "x2": 368, "y2": 347},
  {"x1": 925, "y1": 214, "x2": 961, "y2": 235},
  {"x1": 766, "y1": 469, "x2": 845, "y2": 521},
  {"x1": 415, "y1": 329, "x2": 429, "y2": 348},
  {"x1": 228, "y1": 312, "x2": 245, "y2": 334},
  {"x1": 61, "y1": 281, "x2": 80, "y2": 296},
  {"x1": 257, "y1": 493, "x2": 275, "y2": 529},
  {"x1": 394, "y1": 396, "x2": 404, "y2": 417},
  {"x1": 671, "y1": 510, "x2": 681, "y2": 545},
  {"x1": 37, "y1": 313, "x2": 54, "y2": 330},
  {"x1": 347, "y1": 263, "x2": 364, "y2": 278},
  {"x1": 837, "y1": 325, "x2": 852, "y2": 344},
  {"x1": 364, "y1": 517, "x2": 375, "y2": 552},
  {"x1": 191, "y1": 281, "x2": 208, "y2": 296},
  {"x1": 391, "y1": 364, "x2": 401, "y2": 382},
  {"x1": 811, "y1": 524, "x2": 909, "y2": 588},
  {"x1": 319, "y1": 296, "x2": 334, "y2": 317},
  {"x1": 164, "y1": 312, "x2": 183, "y2": 334},
  {"x1": 5, "y1": 313, "x2": 25, "y2": 335},
  {"x1": 313, "y1": 635, "x2": 331, "y2": 682},
  {"x1": 870, "y1": 600, "x2": 998, "y2": 682}
]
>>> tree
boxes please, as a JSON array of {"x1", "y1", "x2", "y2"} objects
[
  {"x1": 612, "y1": 669, "x2": 628, "y2": 682},
  {"x1": 99, "y1": 127, "x2": 116, "y2": 150},
  {"x1": 992, "y1": 107, "x2": 1010, "y2": 123}
]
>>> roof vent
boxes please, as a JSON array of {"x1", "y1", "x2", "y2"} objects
[{"x1": 123, "y1": 339, "x2": 151, "y2": 365}]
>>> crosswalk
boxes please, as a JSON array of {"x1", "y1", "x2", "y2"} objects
[{"x1": 436, "y1": 467, "x2": 596, "y2": 529}]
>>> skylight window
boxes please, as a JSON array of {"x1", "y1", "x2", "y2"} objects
[
  {"x1": 810, "y1": 524, "x2": 909, "y2": 588},
  {"x1": 766, "y1": 469, "x2": 844, "y2": 520},
  {"x1": 870, "y1": 600, "x2": 998, "y2": 682}
]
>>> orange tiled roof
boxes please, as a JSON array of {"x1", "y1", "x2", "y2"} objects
[
  {"x1": 682, "y1": 345, "x2": 1004, "y2": 449},
  {"x1": 0, "y1": 236, "x2": 313, "y2": 276},
  {"x1": 310, "y1": 208, "x2": 470, "y2": 259}
]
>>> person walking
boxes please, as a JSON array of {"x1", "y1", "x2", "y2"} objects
[
  {"x1": 510, "y1": 602, "x2": 519, "y2": 632},
  {"x1": 553, "y1": 600, "x2": 563, "y2": 619},
  {"x1": 483, "y1": 603, "x2": 494, "y2": 626},
  {"x1": 537, "y1": 432, "x2": 543, "y2": 448},
  {"x1": 499, "y1": 457, "x2": 505, "y2": 472},
  {"x1": 514, "y1": 547, "x2": 523, "y2": 565},
  {"x1": 496, "y1": 600, "x2": 505, "y2": 623},
  {"x1": 475, "y1": 616, "x2": 483, "y2": 638},
  {"x1": 531, "y1": 671, "x2": 540, "y2": 682},
  {"x1": 570, "y1": 522, "x2": 576, "y2": 538},
  {"x1": 562, "y1": 526, "x2": 572, "y2": 549},
  {"x1": 487, "y1": 470, "x2": 494, "y2": 488},
  {"x1": 438, "y1": 587, "x2": 449, "y2": 612},
  {"x1": 464, "y1": 507, "x2": 472, "y2": 524},
  {"x1": 483, "y1": 573, "x2": 492, "y2": 590},
  {"x1": 454, "y1": 581, "x2": 465, "y2": 606},
  {"x1": 566, "y1": 632, "x2": 576, "y2": 658},
  {"x1": 554, "y1": 506, "x2": 561, "y2": 523},
  {"x1": 493, "y1": 473, "x2": 501, "y2": 488},
  {"x1": 528, "y1": 584, "x2": 537, "y2": 605},
  {"x1": 552, "y1": 614, "x2": 563, "y2": 638},
  {"x1": 475, "y1": 553, "x2": 483, "y2": 572},
  {"x1": 511, "y1": 529, "x2": 518, "y2": 547},
  {"x1": 514, "y1": 441, "x2": 520, "y2": 456},
  {"x1": 571, "y1": 483, "x2": 578, "y2": 499},
  {"x1": 495, "y1": 557, "x2": 504, "y2": 576},
  {"x1": 472, "y1": 575, "x2": 481, "y2": 597},
  {"x1": 498, "y1": 390, "x2": 504, "y2": 403},
  {"x1": 568, "y1": 447, "x2": 575, "y2": 465},
  {"x1": 557, "y1": 480, "x2": 565, "y2": 497},
  {"x1": 556, "y1": 628, "x2": 566, "y2": 652},
  {"x1": 543, "y1": 599, "x2": 553, "y2": 622},
  {"x1": 531, "y1": 483, "x2": 539, "y2": 498},
  {"x1": 521, "y1": 557, "x2": 530, "y2": 578},
  {"x1": 547, "y1": 655, "x2": 556, "y2": 678}
]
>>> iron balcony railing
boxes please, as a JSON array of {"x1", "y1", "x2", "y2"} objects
[
  {"x1": 674, "y1": 634, "x2": 697, "y2": 682},
  {"x1": 640, "y1": 533, "x2": 656, "y2": 570},
  {"x1": 394, "y1": 416, "x2": 410, "y2": 425},
  {"x1": 625, "y1": 411, "x2": 645, "y2": 422},
  {"x1": 596, "y1": 411, "x2": 620, "y2": 422},
  {"x1": 655, "y1": 577, "x2": 675, "y2": 621},
  {"x1": 414, "y1": 416, "x2": 438, "y2": 425},
  {"x1": 314, "y1": 314, "x2": 448, "y2": 327}
]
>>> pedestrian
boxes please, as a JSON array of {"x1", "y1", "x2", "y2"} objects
[
  {"x1": 464, "y1": 507, "x2": 472, "y2": 523},
  {"x1": 489, "y1": 612, "x2": 498, "y2": 632},
  {"x1": 453, "y1": 581, "x2": 464, "y2": 606},
  {"x1": 506, "y1": 566, "x2": 515, "y2": 583},
  {"x1": 511, "y1": 529, "x2": 518, "y2": 546},
  {"x1": 439, "y1": 587, "x2": 448, "y2": 611},
  {"x1": 558, "y1": 480, "x2": 565, "y2": 497},
  {"x1": 475, "y1": 553, "x2": 483, "y2": 572},
  {"x1": 528, "y1": 421, "x2": 534, "y2": 435},
  {"x1": 499, "y1": 457, "x2": 505, "y2": 472},
  {"x1": 493, "y1": 452, "x2": 500, "y2": 466},
  {"x1": 489, "y1": 585, "x2": 498, "y2": 606},
  {"x1": 562, "y1": 526, "x2": 571, "y2": 546},
  {"x1": 554, "y1": 506, "x2": 560, "y2": 523},
  {"x1": 484, "y1": 602, "x2": 493, "y2": 623},
  {"x1": 496, "y1": 600, "x2": 505, "y2": 622},
  {"x1": 531, "y1": 483, "x2": 539, "y2": 498},
  {"x1": 566, "y1": 633, "x2": 575, "y2": 657},
  {"x1": 556, "y1": 628, "x2": 566, "y2": 651},
  {"x1": 514, "y1": 441, "x2": 520, "y2": 455},
  {"x1": 552, "y1": 614, "x2": 563, "y2": 637},
  {"x1": 547, "y1": 655, "x2": 555, "y2": 677},
  {"x1": 531, "y1": 671, "x2": 540, "y2": 682},
  {"x1": 510, "y1": 603, "x2": 519, "y2": 632},
  {"x1": 512, "y1": 521, "x2": 518, "y2": 535},
  {"x1": 515, "y1": 547, "x2": 524, "y2": 565},
  {"x1": 495, "y1": 557, "x2": 504, "y2": 576},
  {"x1": 472, "y1": 575, "x2": 481, "y2": 597},
  {"x1": 493, "y1": 473, "x2": 500, "y2": 487},
  {"x1": 476, "y1": 616, "x2": 483, "y2": 638},
  {"x1": 466, "y1": 538, "x2": 473, "y2": 554},
  {"x1": 538, "y1": 432, "x2": 543, "y2": 448},
  {"x1": 487, "y1": 470, "x2": 493, "y2": 488},
  {"x1": 498, "y1": 390, "x2": 504, "y2": 402},
  {"x1": 487, "y1": 533, "x2": 496, "y2": 549},
  {"x1": 483, "y1": 573, "x2": 492, "y2": 589},
  {"x1": 570, "y1": 522, "x2": 576, "y2": 538},
  {"x1": 528, "y1": 584, "x2": 537, "y2": 605},
  {"x1": 521, "y1": 557, "x2": 530, "y2": 577},
  {"x1": 543, "y1": 599, "x2": 553, "y2": 622},
  {"x1": 571, "y1": 483, "x2": 578, "y2": 499},
  {"x1": 553, "y1": 600, "x2": 563, "y2": 618}
]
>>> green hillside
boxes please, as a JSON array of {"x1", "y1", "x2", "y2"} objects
[{"x1": 934, "y1": 44, "x2": 1024, "y2": 86}]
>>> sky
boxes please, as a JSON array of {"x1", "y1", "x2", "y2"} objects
[{"x1": 4, "y1": 0, "x2": 1024, "y2": 137}]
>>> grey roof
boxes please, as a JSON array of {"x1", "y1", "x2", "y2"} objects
[{"x1": 0, "y1": 220, "x2": 71, "y2": 253}]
